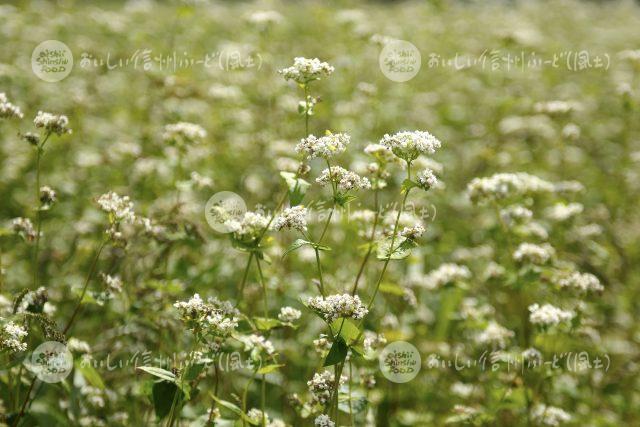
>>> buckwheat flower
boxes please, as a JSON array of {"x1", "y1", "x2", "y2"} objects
[
  {"x1": 307, "y1": 293, "x2": 368, "y2": 323},
  {"x1": 247, "y1": 409, "x2": 270, "y2": 426},
  {"x1": 420, "y1": 263, "x2": 471, "y2": 290},
  {"x1": 138, "y1": 217, "x2": 168, "y2": 240},
  {"x1": 189, "y1": 171, "x2": 213, "y2": 189},
  {"x1": 16, "y1": 287, "x2": 47, "y2": 313},
  {"x1": 279, "y1": 57, "x2": 334, "y2": 84},
  {"x1": 67, "y1": 338, "x2": 91, "y2": 354},
  {"x1": 242, "y1": 334, "x2": 275, "y2": 355},
  {"x1": 533, "y1": 100, "x2": 579, "y2": 115},
  {"x1": 101, "y1": 273, "x2": 123, "y2": 294},
  {"x1": 174, "y1": 293, "x2": 208, "y2": 320},
  {"x1": 363, "y1": 331, "x2": 387, "y2": 353},
  {"x1": 467, "y1": 173, "x2": 554, "y2": 204},
  {"x1": 379, "y1": 130, "x2": 442, "y2": 162},
  {"x1": 316, "y1": 166, "x2": 371, "y2": 192},
  {"x1": 531, "y1": 404, "x2": 571, "y2": 426},
  {"x1": 514, "y1": 222, "x2": 549, "y2": 240},
  {"x1": 162, "y1": 122, "x2": 206, "y2": 145},
  {"x1": 0, "y1": 93, "x2": 23, "y2": 119},
  {"x1": 39, "y1": 186, "x2": 57, "y2": 206},
  {"x1": 513, "y1": 243, "x2": 555, "y2": 265},
  {"x1": 522, "y1": 347, "x2": 543, "y2": 364},
  {"x1": 231, "y1": 211, "x2": 270, "y2": 242},
  {"x1": 528, "y1": 303, "x2": 574, "y2": 326},
  {"x1": 296, "y1": 132, "x2": 350, "y2": 159},
  {"x1": 11, "y1": 217, "x2": 37, "y2": 242},
  {"x1": 314, "y1": 414, "x2": 335, "y2": 427},
  {"x1": 364, "y1": 143, "x2": 394, "y2": 162},
  {"x1": 34, "y1": 111, "x2": 71, "y2": 135},
  {"x1": 451, "y1": 382, "x2": 474, "y2": 398},
  {"x1": 557, "y1": 272, "x2": 603, "y2": 293},
  {"x1": 562, "y1": 123, "x2": 581, "y2": 140},
  {"x1": 545, "y1": 202, "x2": 583, "y2": 222},
  {"x1": 500, "y1": 204, "x2": 532, "y2": 225},
  {"x1": 313, "y1": 335, "x2": 331, "y2": 355},
  {"x1": 307, "y1": 371, "x2": 345, "y2": 405},
  {"x1": 97, "y1": 192, "x2": 136, "y2": 224},
  {"x1": 400, "y1": 224, "x2": 425, "y2": 240},
  {"x1": 416, "y1": 169, "x2": 437, "y2": 190},
  {"x1": 1, "y1": 321, "x2": 28, "y2": 353},
  {"x1": 273, "y1": 206, "x2": 307, "y2": 232},
  {"x1": 278, "y1": 306, "x2": 301, "y2": 322},
  {"x1": 475, "y1": 321, "x2": 515, "y2": 348}
]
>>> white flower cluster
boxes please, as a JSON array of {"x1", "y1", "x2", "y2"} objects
[
  {"x1": 545, "y1": 202, "x2": 583, "y2": 222},
  {"x1": 531, "y1": 404, "x2": 572, "y2": 426},
  {"x1": 399, "y1": 224, "x2": 425, "y2": 240},
  {"x1": 557, "y1": 272, "x2": 603, "y2": 293},
  {"x1": 467, "y1": 173, "x2": 555, "y2": 204},
  {"x1": 1, "y1": 321, "x2": 28, "y2": 353},
  {"x1": 314, "y1": 414, "x2": 335, "y2": 427},
  {"x1": 0, "y1": 92, "x2": 23, "y2": 119},
  {"x1": 363, "y1": 331, "x2": 387, "y2": 353},
  {"x1": 174, "y1": 294, "x2": 239, "y2": 336},
  {"x1": 39, "y1": 186, "x2": 57, "y2": 206},
  {"x1": 101, "y1": 273, "x2": 123, "y2": 294},
  {"x1": 534, "y1": 100, "x2": 579, "y2": 115},
  {"x1": 67, "y1": 338, "x2": 91, "y2": 354},
  {"x1": 11, "y1": 217, "x2": 37, "y2": 241},
  {"x1": 316, "y1": 166, "x2": 371, "y2": 192},
  {"x1": 189, "y1": 171, "x2": 213, "y2": 189},
  {"x1": 273, "y1": 206, "x2": 308, "y2": 232},
  {"x1": 416, "y1": 169, "x2": 438, "y2": 190},
  {"x1": 500, "y1": 204, "x2": 533, "y2": 225},
  {"x1": 226, "y1": 211, "x2": 270, "y2": 242},
  {"x1": 34, "y1": 111, "x2": 72, "y2": 135},
  {"x1": 307, "y1": 370, "x2": 344, "y2": 405},
  {"x1": 475, "y1": 321, "x2": 515, "y2": 348},
  {"x1": 97, "y1": 192, "x2": 136, "y2": 223},
  {"x1": 528, "y1": 303, "x2": 574, "y2": 326},
  {"x1": 278, "y1": 306, "x2": 302, "y2": 322},
  {"x1": 242, "y1": 334, "x2": 275, "y2": 355},
  {"x1": 296, "y1": 133, "x2": 350, "y2": 159},
  {"x1": 513, "y1": 243, "x2": 555, "y2": 265},
  {"x1": 364, "y1": 143, "x2": 394, "y2": 162},
  {"x1": 420, "y1": 263, "x2": 471, "y2": 289},
  {"x1": 162, "y1": 122, "x2": 207, "y2": 144},
  {"x1": 307, "y1": 293, "x2": 368, "y2": 322},
  {"x1": 279, "y1": 57, "x2": 334, "y2": 84},
  {"x1": 15, "y1": 287, "x2": 47, "y2": 313},
  {"x1": 379, "y1": 130, "x2": 442, "y2": 162}
]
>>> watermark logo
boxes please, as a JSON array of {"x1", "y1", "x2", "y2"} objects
[
  {"x1": 205, "y1": 191, "x2": 247, "y2": 233},
  {"x1": 31, "y1": 40, "x2": 73, "y2": 82},
  {"x1": 379, "y1": 39, "x2": 421, "y2": 82},
  {"x1": 379, "y1": 340, "x2": 421, "y2": 383},
  {"x1": 24, "y1": 341, "x2": 73, "y2": 383}
]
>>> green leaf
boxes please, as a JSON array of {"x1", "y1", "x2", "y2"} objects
[
  {"x1": 334, "y1": 193, "x2": 357, "y2": 207},
  {"x1": 253, "y1": 317, "x2": 286, "y2": 331},
  {"x1": 257, "y1": 364, "x2": 284, "y2": 374},
  {"x1": 209, "y1": 394, "x2": 259, "y2": 425},
  {"x1": 282, "y1": 238, "x2": 312, "y2": 258},
  {"x1": 379, "y1": 282, "x2": 406, "y2": 296},
  {"x1": 75, "y1": 360, "x2": 105, "y2": 389},
  {"x1": 137, "y1": 366, "x2": 176, "y2": 382},
  {"x1": 401, "y1": 179, "x2": 419, "y2": 194},
  {"x1": 324, "y1": 336, "x2": 349, "y2": 366},
  {"x1": 280, "y1": 171, "x2": 310, "y2": 206},
  {"x1": 152, "y1": 380, "x2": 180, "y2": 419},
  {"x1": 330, "y1": 318, "x2": 361, "y2": 345},
  {"x1": 376, "y1": 236, "x2": 413, "y2": 260}
]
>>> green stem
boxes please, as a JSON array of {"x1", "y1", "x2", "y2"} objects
[
  {"x1": 255, "y1": 257, "x2": 268, "y2": 317},
  {"x1": 236, "y1": 253, "x2": 254, "y2": 307},
  {"x1": 351, "y1": 188, "x2": 380, "y2": 295}
]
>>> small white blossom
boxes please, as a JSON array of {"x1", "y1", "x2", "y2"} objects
[
  {"x1": 34, "y1": 111, "x2": 71, "y2": 135},
  {"x1": 314, "y1": 414, "x2": 335, "y2": 427},
  {"x1": 1, "y1": 321, "x2": 28, "y2": 352},
  {"x1": 475, "y1": 321, "x2": 515, "y2": 348},
  {"x1": 296, "y1": 132, "x2": 350, "y2": 159},
  {"x1": 97, "y1": 192, "x2": 136, "y2": 223},
  {"x1": 467, "y1": 173, "x2": 554, "y2": 204},
  {"x1": 242, "y1": 334, "x2": 275, "y2": 355},
  {"x1": 379, "y1": 130, "x2": 442, "y2": 162},
  {"x1": 513, "y1": 243, "x2": 555, "y2": 265},
  {"x1": 400, "y1": 224, "x2": 425, "y2": 240},
  {"x1": 273, "y1": 206, "x2": 308, "y2": 232},
  {"x1": 162, "y1": 122, "x2": 206, "y2": 145},
  {"x1": 500, "y1": 205, "x2": 533, "y2": 225},
  {"x1": 557, "y1": 272, "x2": 603, "y2": 293},
  {"x1": 278, "y1": 306, "x2": 301, "y2": 322},
  {"x1": 307, "y1": 293, "x2": 368, "y2": 322},
  {"x1": 101, "y1": 273, "x2": 123, "y2": 294},
  {"x1": 279, "y1": 57, "x2": 334, "y2": 84},
  {"x1": 0, "y1": 93, "x2": 23, "y2": 119},
  {"x1": 11, "y1": 217, "x2": 37, "y2": 242},
  {"x1": 307, "y1": 371, "x2": 345, "y2": 405},
  {"x1": 316, "y1": 166, "x2": 371, "y2": 192},
  {"x1": 545, "y1": 203, "x2": 583, "y2": 222},
  {"x1": 531, "y1": 404, "x2": 571, "y2": 426},
  {"x1": 528, "y1": 303, "x2": 574, "y2": 327},
  {"x1": 419, "y1": 263, "x2": 471, "y2": 290},
  {"x1": 416, "y1": 169, "x2": 438, "y2": 190}
]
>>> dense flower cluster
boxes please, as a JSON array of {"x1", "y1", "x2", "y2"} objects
[
  {"x1": 273, "y1": 206, "x2": 308, "y2": 232},
  {"x1": 315, "y1": 166, "x2": 371, "y2": 192},
  {"x1": 379, "y1": 130, "x2": 442, "y2": 162},
  {"x1": 226, "y1": 211, "x2": 270, "y2": 242},
  {"x1": 475, "y1": 321, "x2": 515, "y2": 348},
  {"x1": 556, "y1": 272, "x2": 603, "y2": 292},
  {"x1": 33, "y1": 111, "x2": 71, "y2": 135},
  {"x1": 307, "y1": 293, "x2": 368, "y2": 322},
  {"x1": 314, "y1": 414, "x2": 335, "y2": 427},
  {"x1": 296, "y1": 133, "x2": 350, "y2": 159},
  {"x1": 0, "y1": 92, "x2": 23, "y2": 119},
  {"x1": 467, "y1": 172, "x2": 555, "y2": 204},
  {"x1": 531, "y1": 404, "x2": 572, "y2": 426},
  {"x1": 174, "y1": 294, "x2": 239, "y2": 336},
  {"x1": 513, "y1": 243, "x2": 555, "y2": 265},
  {"x1": 307, "y1": 370, "x2": 344, "y2": 405},
  {"x1": 11, "y1": 217, "x2": 37, "y2": 241},
  {"x1": 162, "y1": 122, "x2": 207, "y2": 145},
  {"x1": 416, "y1": 168, "x2": 438, "y2": 190},
  {"x1": 545, "y1": 202, "x2": 584, "y2": 222},
  {"x1": 279, "y1": 57, "x2": 334, "y2": 84},
  {"x1": 278, "y1": 306, "x2": 302, "y2": 322},
  {"x1": 1, "y1": 321, "x2": 28, "y2": 352},
  {"x1": 96, "y1": 192, "x2": 136, "y2": 223},
  {"x1": 419, "y1": 263, "x2": 471, "y2": 289},
  {"x1": 528, "y1": 303, "x2": 574, "y2": 326}
]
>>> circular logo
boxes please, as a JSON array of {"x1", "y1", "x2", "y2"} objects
[
  {"x1": 379, "y1": 39, "x2": 421, "y2": 82},
  {"x1": 379, "y1": 341, "x2": 421, "y2": 383},
  {"x1": 31, "y1": 40, "x2": 73, "y2": 82},
  {"x1": 24, "y1": 341, "x2": 73, "y2": 383},
  {"x1": 205, "y1": 191, "x2": 247, "y2": 233}
]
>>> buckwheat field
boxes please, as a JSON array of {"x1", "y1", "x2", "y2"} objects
[{"x1": 1, "y1": 0, "x2": 640, "y2": 426}]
